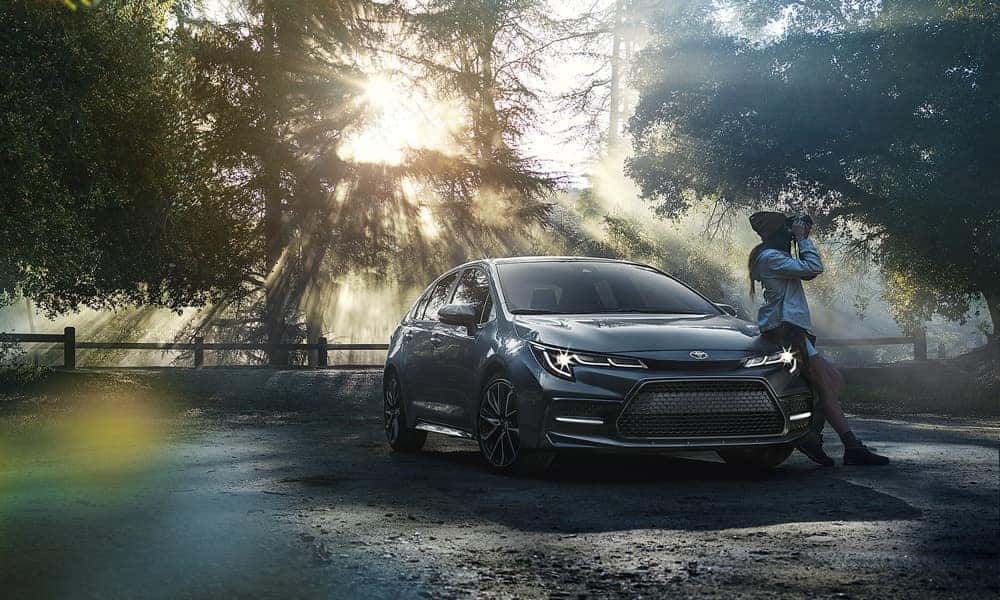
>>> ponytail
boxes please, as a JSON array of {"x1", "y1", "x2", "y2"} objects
[{"x1": 748, "y1": 242, "x2": 765, "y2": 299}]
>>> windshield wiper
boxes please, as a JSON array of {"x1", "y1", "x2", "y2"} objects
[{"x1": 510, "y1": 309, "x2": 562, "y2": 315}]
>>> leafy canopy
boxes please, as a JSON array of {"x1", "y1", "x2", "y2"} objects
[
  {"x1": 0, "y1": 1, "x2": 247, "y2": 314},
  {"x1": 628, "y1": 1, "x2": 1000, "y2": 330}
]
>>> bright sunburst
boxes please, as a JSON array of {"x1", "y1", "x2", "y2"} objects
[{"x1": 338, "y1": 75, "x2": 463, "y2": 165}]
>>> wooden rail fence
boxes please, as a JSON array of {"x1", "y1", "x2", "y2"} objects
[
  {"x1": 1, "y1": 326, "x2": 928, "y2": 369},
  {"x1": 1, "y1": 327, "x2": 390, "y2": 369}
]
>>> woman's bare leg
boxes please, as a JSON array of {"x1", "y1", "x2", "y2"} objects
[
  {"x1": 809, "y1": 355, "x2": 849, "y2": 435},
  {"x1": 807, "y1": 354, "x2": 889, "y2": 464}
]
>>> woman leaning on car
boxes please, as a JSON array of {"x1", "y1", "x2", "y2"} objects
[{"x1": 748, "y1": 211, "x2": 889, "y2": 466}]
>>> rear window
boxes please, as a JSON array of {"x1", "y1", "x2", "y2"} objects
[{"x1": 496, "y1": 261, "x2": 719, "y2": 315}]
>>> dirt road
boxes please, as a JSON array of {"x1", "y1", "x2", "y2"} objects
[{"x1": 1, "y1": 369, "x2": 997, "y2": 598}]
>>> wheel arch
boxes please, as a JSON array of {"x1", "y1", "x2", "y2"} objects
[
  {"x1": 478, "y1": 359, "x2": 509, "y2": 396},
  {"x1": 382, "y1": 363, "x2": 413, "y2": 427},
  {"x1": 470, "y1": 359, "x2": 510, "y2": 435},
  {"x1": 383, "y1": 363, "x2": 399, "y2": 384}
]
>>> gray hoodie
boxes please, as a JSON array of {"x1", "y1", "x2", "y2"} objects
[{"x1": 751, "y1": 238, "x2": 824, "y2": 334}]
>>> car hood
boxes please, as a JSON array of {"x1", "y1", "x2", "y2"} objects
[{"x1": 512, "y1": 314, "x2": 772, "y2": 354}]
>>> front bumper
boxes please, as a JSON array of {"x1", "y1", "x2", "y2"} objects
[{"x1": 508, "y1": 352, "x2": 815, "y2": 451}]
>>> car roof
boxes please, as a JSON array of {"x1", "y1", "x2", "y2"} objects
[
  {"x1": 440, "y1": 256, "x2": 660, "y2": 277},
  {"x1": 490, "y1": 256, "x2": 636, "y2": 265}
]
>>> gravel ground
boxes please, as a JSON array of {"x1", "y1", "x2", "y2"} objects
[{"x1": 0, "y1": 368, "x2": 997, "y2": 599}]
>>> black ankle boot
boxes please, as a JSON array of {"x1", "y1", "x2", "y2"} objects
[
  {"x1": 796, "y1": 432, "x2": 834, "y2": 466},
  {"x1": 844, "y1": 444, "x2": 890, "y2": 465}
]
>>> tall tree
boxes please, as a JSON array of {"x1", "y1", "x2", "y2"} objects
[
  {"x1": 184, "y1": 0, "x2": 561, "y2": 364},
  {"x1": 182, "y1": 0, "x2": 403, "y2": 364},
  {"x1": 0, "y1": 0, "x2": 247, "y2": 315},
  {"x1": 552, "y1": 0, "x2": 658, "y2": 153},
  {"x1": 400, "y1": 0, "x2": 559, "y2": 223},
  {"x1": 628, "y1": 0, "x2": 1000, "y2": 341}
]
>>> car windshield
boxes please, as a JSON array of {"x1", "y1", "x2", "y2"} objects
[{"x1": 496, "y1": 261, "x2": 721, "y2": 316}]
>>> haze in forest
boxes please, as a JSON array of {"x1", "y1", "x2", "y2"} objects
[{"x1": 2, "y1": 0, "x2": 995, "y2": 367}]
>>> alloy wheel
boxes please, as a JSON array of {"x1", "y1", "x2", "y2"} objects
[
  {"x1": 478, "y1": 379, "x2": 520, "y2": 468},
  {"x1": 384, "y1": 374, "x2": 402, "y2": 444}
]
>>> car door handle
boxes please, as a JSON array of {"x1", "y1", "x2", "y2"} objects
[{"x1": 403, "y1": 331, "x2": 414, "y2": 339}]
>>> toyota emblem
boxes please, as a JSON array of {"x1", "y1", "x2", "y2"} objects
[{"x1": 689, "y1": 350, "x2": 709, "y2": 360}]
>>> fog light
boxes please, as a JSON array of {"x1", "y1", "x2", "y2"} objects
[{"x1": 555, "y1": 417, "x2": 604, "y2": 425}]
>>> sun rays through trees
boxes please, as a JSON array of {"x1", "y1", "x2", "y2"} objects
[{"x1": 2, "y1": 0, "x2": 995, "y2": 364}]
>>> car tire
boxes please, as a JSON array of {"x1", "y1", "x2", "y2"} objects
[
  {"x1": 718, "y1": 445, "x2": 794, "y2": 470},
  {"x1": 384, "y1": 371, "x2": 426, "y2": 452},
  {"x1": 476, "y1": 374, "x2": 553, "y2": 476}
]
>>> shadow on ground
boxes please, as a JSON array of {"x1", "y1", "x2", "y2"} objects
[
  {"x1": 1, "y1": 368, "x2": 996, "y2": 599},
  {"x1": 277, "y1": 423, "x2": 922, "y2": 536}
]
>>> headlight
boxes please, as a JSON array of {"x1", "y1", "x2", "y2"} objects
[
  {"x1": 529, "y1": 342, "x2": 646, "y2": 380},
  {"x1": 743, "y1": 348, "x2": 798, "y2": 373}
]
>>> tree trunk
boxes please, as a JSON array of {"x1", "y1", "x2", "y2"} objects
[
  {"x1": 305, "y1": 320, "x2": 321, "y2": 367},
  {"x1": 986, "y1": 292, "x2": 1000, "y2": 346},
  {"x1": 475, "y1": 33, "x2": 500, "y2": 162},
  {"x1": 24, "y1": 298, "x2": 37, "y2": 365},
  {"x1": 263, "y1": 196, "x2": 289, "y2": 366},
  {"x1": 607, "y1": 0, "x2": 624, "y2": 150},
  {"x1": 261, "y1": 0, "x2": 289, "y2": 366},
  {"x1": 303, "y1": 277, "x2": 326, "y2": 367}
]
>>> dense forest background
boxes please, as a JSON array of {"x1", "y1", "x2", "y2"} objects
[{"x1": 1, "y1": 0, "x2": 996, "y2": 367}]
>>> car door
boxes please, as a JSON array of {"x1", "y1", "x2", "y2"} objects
[
  {"x1": 399, "y1": 286, "x2": 432, "y2": 409},
  {"x1": 405, "y1": 270, "x2": 459, "y2": 420},
  {"x1": 433, "y1": 267, "x2": 495, "y2": 429}
]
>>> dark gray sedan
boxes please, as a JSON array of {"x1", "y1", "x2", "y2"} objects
[{"x1": 383, "y1": 257, "x2": 815, "y2": 473}]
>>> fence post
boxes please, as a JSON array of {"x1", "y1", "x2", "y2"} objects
[
  {"x1": 317, "y1": 337, "x2": 328, "y2": 368},
  {"x1": 63, "y1": 326, "x2": 75, "y2": 370},
  {"x1": 938, "y1": 343, "x2": 946, "y2": 359},
  {"x1": 913, "y1": 327, "x2": 927, "y2": 361},
  {"x1": 194, "y1": 337, "x2": 204, "y2": 368}
]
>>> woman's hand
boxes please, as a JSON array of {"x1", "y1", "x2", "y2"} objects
[{"x1": 790, "y1": 221, "x2": 810, "y2": 241}]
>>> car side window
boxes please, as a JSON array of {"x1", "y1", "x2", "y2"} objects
[
  {"x1": 420, "y1": 272, "x2": 459, "y2": 322},
  {"x1": 452, "y1": 268, "x2": 493, "y2": 324}
]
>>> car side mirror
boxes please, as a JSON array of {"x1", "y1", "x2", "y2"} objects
[
  {"x1": 715, "y1": 303, "x2": 738, "y2": 317},
  {"x1": 438, "y1": 303, "x2": 479, "y2": 333}
]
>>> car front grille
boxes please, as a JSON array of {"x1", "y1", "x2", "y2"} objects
[{"x1": 617, "y1": 380, "x2": 784, "y2": 438}]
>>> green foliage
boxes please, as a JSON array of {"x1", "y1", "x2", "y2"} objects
[
  {"x1": 178, "y1": 0, "x2": 409, "y2": 355},
  {"x1": 546, "y1": 200, "x2": 738, "y2": 304},
  {"x1": 0, "y1": 364, "x2": 51, "y2": 388},
  {"x1": 574, "y1": 189, "x2": 606, "y2": 220},
  {"x1": 0, "y1": 334, "x2": 49, "y2": 385},
  {"x1": 0, "y1": 336, "x2": 25, "y2": 367},
  {"x1": 179, "y1": 1, "x2": 562, "y2": 358},
  {"x1": 0, "y1": 1, "x2": 247, "y2": 315},
  {"x1": 628, "y1": 1, "x2": 1000, "y2": 333},
  {"x1": 402, "y1": 0, "x2": 560, "y2": 218},
  {"x1": 601, "y1": 215, "x2": 736, "y2": 303}
]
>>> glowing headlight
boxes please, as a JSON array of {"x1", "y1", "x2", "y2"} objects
[
  {"x1": 530, "y1": 342, "x2": 646, "y2": 380},
  {"x1": 743, "y1": 347, "x2": 798, "y2": 373}
]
